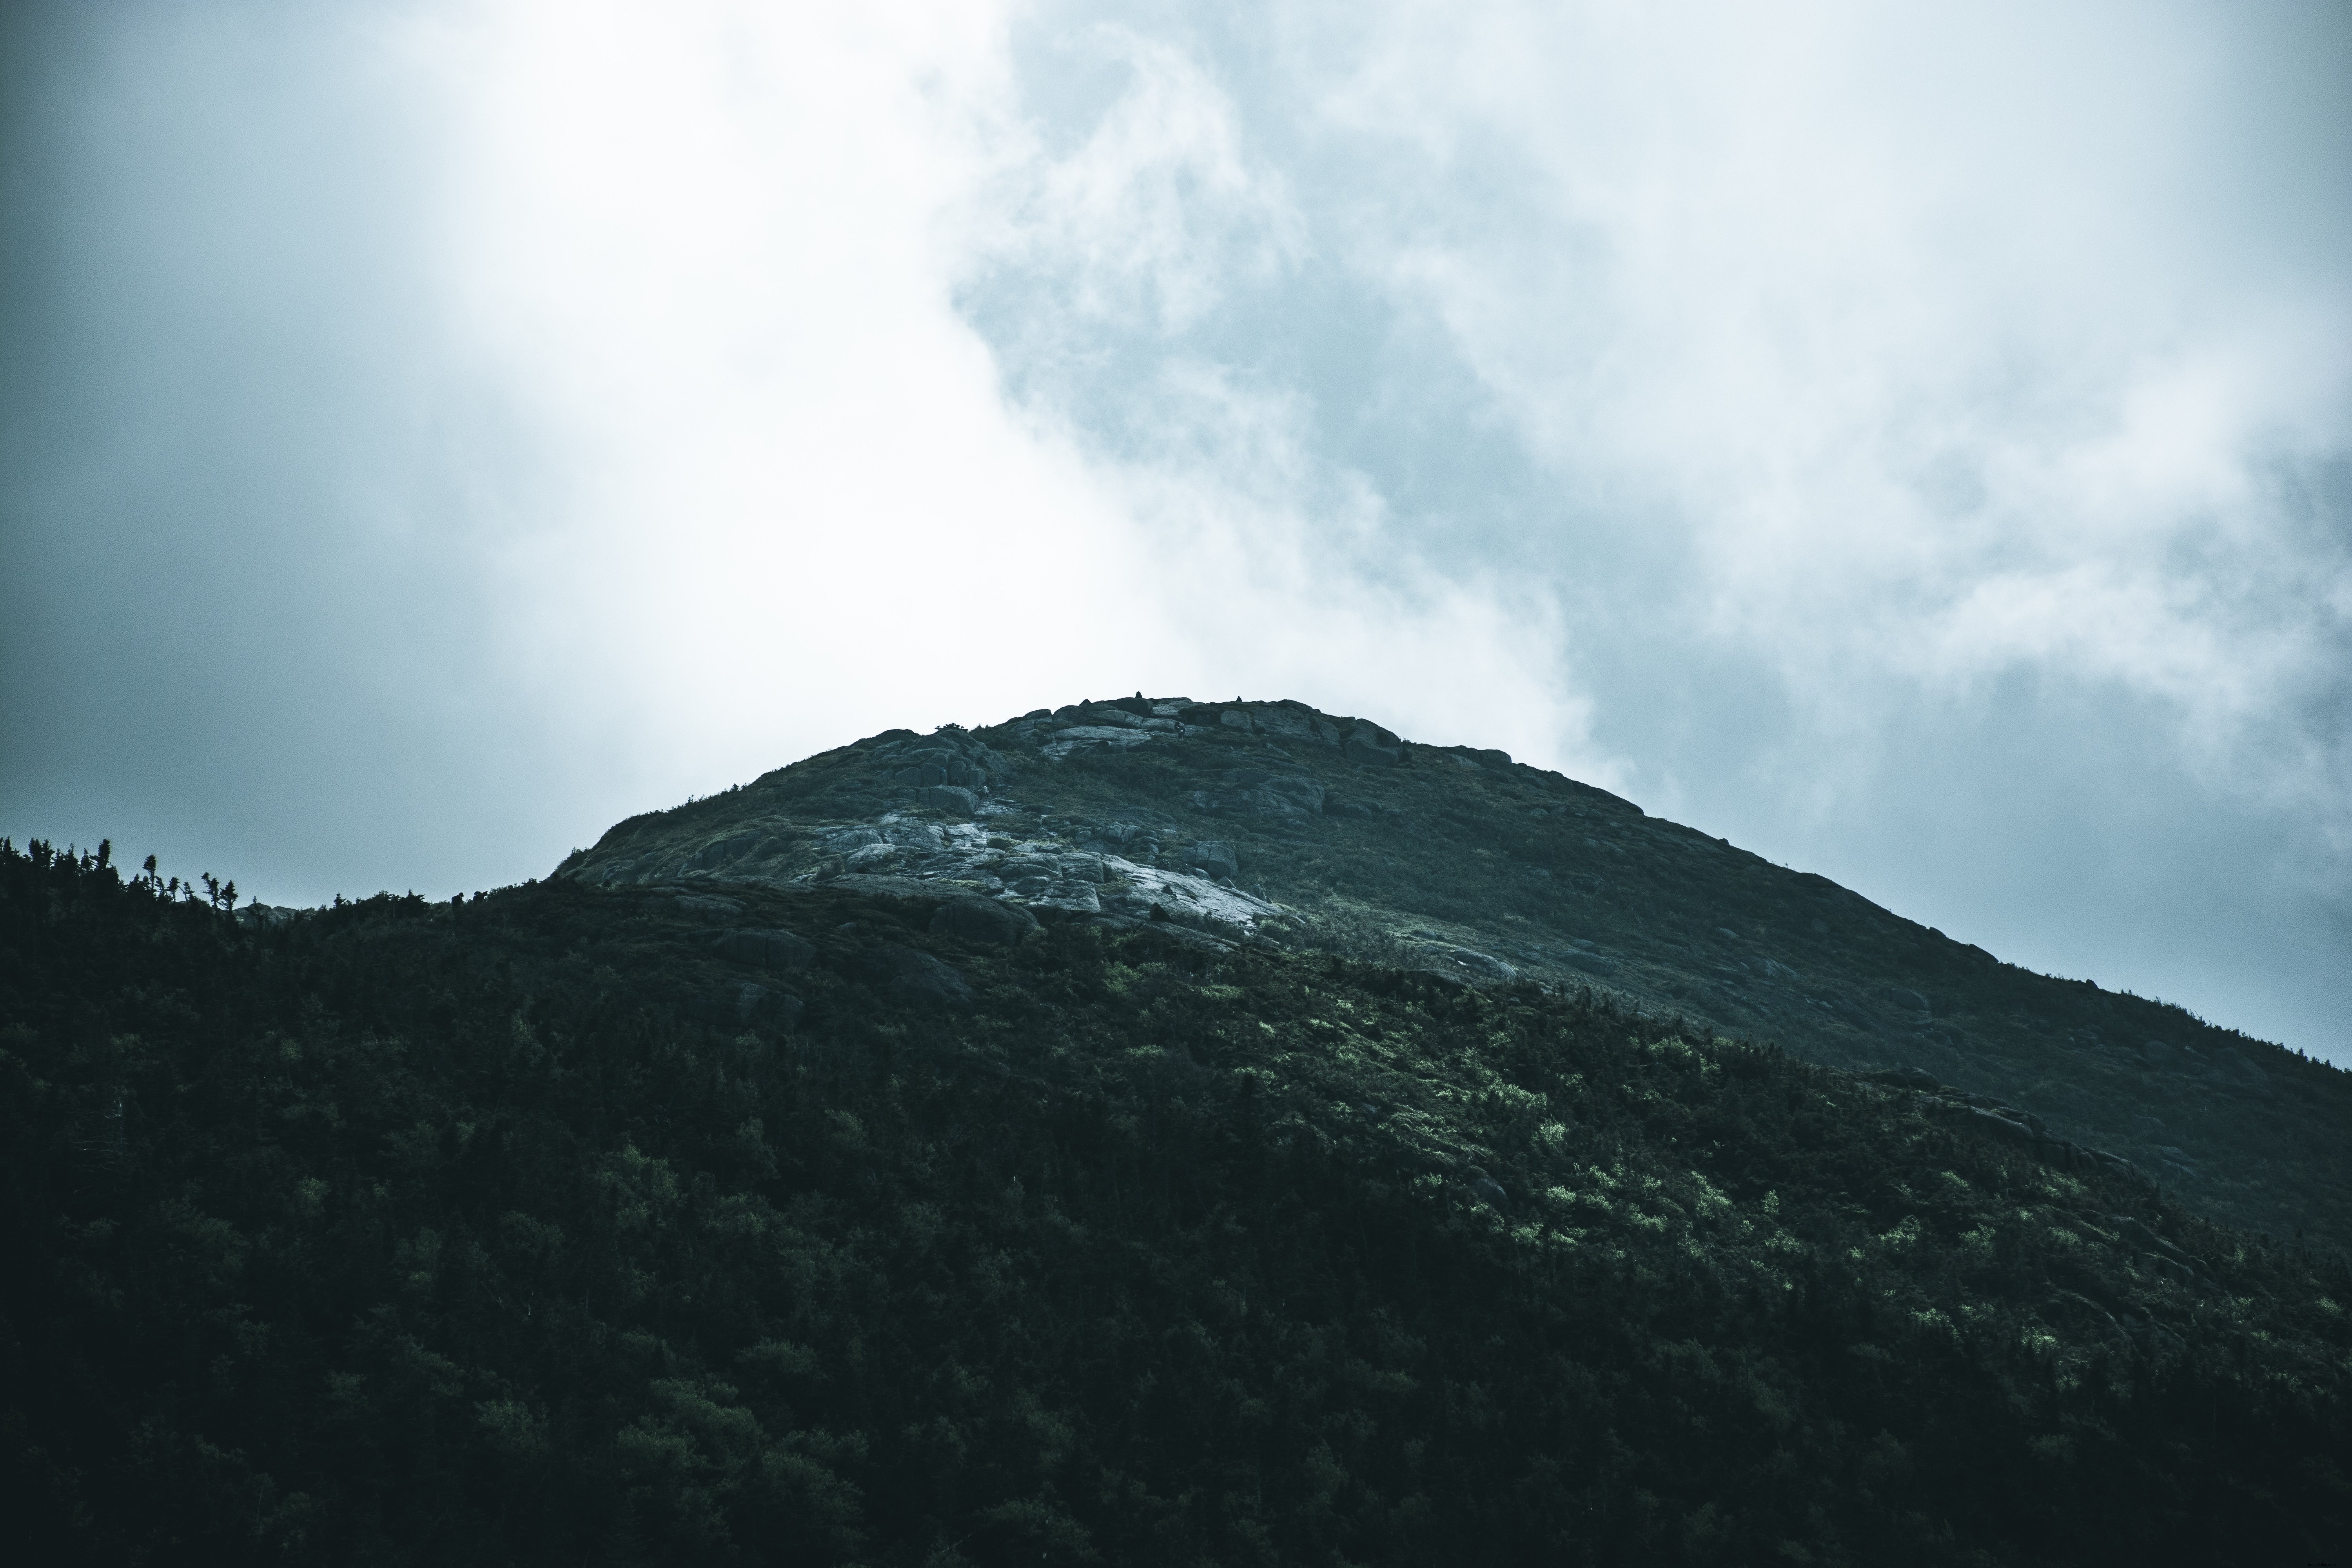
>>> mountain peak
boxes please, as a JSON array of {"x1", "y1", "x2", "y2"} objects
[{"x1": 559, "y1": 695, "x2": 2350, "y2": 1250}]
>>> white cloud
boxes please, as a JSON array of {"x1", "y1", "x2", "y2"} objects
[
  {"x1": 1279, "y1": 0, "x2": 2352, "y2": 821},
  {"x1": 382, "y1": 0, "x2": 1584, "y2": 800}
]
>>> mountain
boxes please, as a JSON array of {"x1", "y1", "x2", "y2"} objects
[
  {"x1": 4, "y1": 698, "x2": 2348, "y2": 1565},
  {"x1": 557, "y1": 695, "x2": 2352, "y2": 1254}
]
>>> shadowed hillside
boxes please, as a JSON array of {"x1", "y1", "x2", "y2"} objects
[{"x1": 4, "y1": 837, "x2": 2349, "y2": 1564}]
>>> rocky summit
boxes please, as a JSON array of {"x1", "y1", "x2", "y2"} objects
[{"x1": 558, "y1": 694, "x2": 2352, "y2": 1254}]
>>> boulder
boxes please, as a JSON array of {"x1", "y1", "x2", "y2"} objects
[
  {"x1": 929, "y1": 896, "x2": 1038, "y2": 947},
  {"x1": 1343, "y1": 721, "x2": 1402, "y2": 766},
  {"x1": 1186, "y1": 840, "x2": 1241, "y2": 880},
  {"x1": 713, "y1": 927, "x2": 817, "y2": 970}
]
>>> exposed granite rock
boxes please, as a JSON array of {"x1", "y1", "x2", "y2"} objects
[
  {"x1": 1042, "y1": 726, "x2": 1157, "y2": 760},
  {"x1": 1097, "y1": 858, "x2": 1281, "y2": 938}
]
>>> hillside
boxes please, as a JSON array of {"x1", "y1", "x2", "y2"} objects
[
  {"x1": 4, "y1": 837, "x2": 2349, "y2": 1564},
  {"x1": 555, "y1": 695, "x2": 2352, "y2": 1254}
]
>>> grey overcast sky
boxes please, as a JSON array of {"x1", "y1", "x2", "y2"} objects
[{"x1": 5, "y1": 1, "x2": 2349, "y2": 1058}]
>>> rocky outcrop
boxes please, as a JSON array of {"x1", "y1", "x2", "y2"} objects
[
  {"x1": 1042, "y1": 726, "x2": 1157, "y2": 761},
  {"x1": 1343, "y1": 720, "x2": 1403, "y2": 766},
  {"x1": 929, "y1": 896, "x2": 1038, "y2": 947},
  {"x1": 1097, "y1": 858, "x2": 1281, "y2": 938}
]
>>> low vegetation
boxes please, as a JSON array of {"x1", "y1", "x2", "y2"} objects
[{"x1": 5, "y1": 839, "x2": 2347, "y2": 1564}]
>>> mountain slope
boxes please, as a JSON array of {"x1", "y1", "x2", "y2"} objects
[
  {"x1": 4, "y1": 840, "x2": 2348, "y2": 1565},
  {"x1": 552, "y1": 696, "x2": 2352, "y2": 1253}
]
